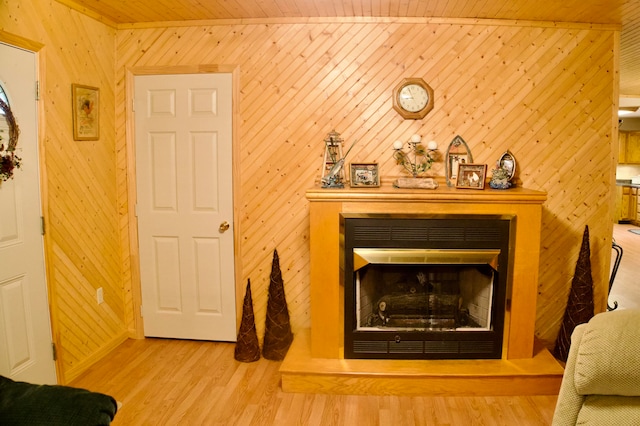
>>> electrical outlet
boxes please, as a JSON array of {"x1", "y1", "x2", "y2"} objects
[{"x1": 97, "y1": 287, "x2": 104, "y2": 304}]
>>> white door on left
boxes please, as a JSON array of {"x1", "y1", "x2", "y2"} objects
[{"x1": 0, "y1": 43, "x2": 56, "y2": 384}]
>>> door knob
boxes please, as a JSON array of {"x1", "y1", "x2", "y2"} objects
[{"x1": 219, "y1": 221, "x2": 230, "y2": 233}]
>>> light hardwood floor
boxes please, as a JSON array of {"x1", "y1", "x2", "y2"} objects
[
  {"x1": 70, "y1": 337, "x2": 558, "y2": 425},
  {"x1": 609, "y1": 223, "x2": 640, "y2": 310},
  {"x1": 69, "y1": 224, "x2": 640, "y2": 426}
]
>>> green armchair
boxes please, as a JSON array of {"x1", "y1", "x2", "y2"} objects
[
  {"x1": 552, "y1": 309, "x2": 640, "y2": 425},
  {"x1": 0, "y1": 376, "x2": 118, "y2": 425}
]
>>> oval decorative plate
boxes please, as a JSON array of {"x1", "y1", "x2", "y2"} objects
[{"x1": 498, "y1": 150, "x2": 517, "y2": 181}]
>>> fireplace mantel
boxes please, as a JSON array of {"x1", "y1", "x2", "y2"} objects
[
  {"x1": 307, "y1": 184, "x2": 546, "y2": 360},
  {"x1": 279, "y1": 183, "x2": 563, "y2": 396},
  {"x1": 306, "y1": 183, "x2": 547, "y2": 204}
]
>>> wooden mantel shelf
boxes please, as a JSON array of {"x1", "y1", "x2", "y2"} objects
[
  {"x1": 306, "y1": 183, "x2": 547, "y2": 203},
  {"x1": 280, "y1": 184, "x2": 563, "y2": 396}
]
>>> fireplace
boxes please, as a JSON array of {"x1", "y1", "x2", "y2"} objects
[
  {"x1": 341, "y1": 214, "x2": 512, "y2": 359},
  {"x1": 279, "y1": 186, "x2": 564, "y2": 397}
]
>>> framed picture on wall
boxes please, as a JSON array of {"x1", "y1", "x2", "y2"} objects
[
  {"x1": 72, "y1": 84, "x2": 99, "y2": 140},
  {"x1": 456, "y1": 163, "x2": 487, "y2": 189}
]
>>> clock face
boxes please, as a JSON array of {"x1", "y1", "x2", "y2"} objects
[
  {"x1": 398, "y1": 83, "x2": 430, "y2": 113},
  {"x1": 392, "y1": 78, "x2": 434, "y2": 119}
]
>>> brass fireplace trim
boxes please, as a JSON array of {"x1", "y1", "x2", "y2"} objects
[{"x1": 353, "y1": 248, "x2": 500, "y2": 271}]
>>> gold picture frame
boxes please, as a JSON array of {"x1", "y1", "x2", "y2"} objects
[
  {"x1": 456, "y1": 163, "x2": 487, "y2": 190},
  {"x1": 350, "y1": 163, "x2": 380, "y2": 187},
  {"x1": 72, "y1": 84, "x2": 99, "y2": 140}
]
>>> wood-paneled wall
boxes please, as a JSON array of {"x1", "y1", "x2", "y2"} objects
[
  {"x1": 2, "y1": 0, "x2": 619, "y2": 384},
  {"x1": 1, "y1": 1, "x2": 127, "y2": 383},
  {"x1": 117, "y1": 19, "x2": 617, "y2": 350}
]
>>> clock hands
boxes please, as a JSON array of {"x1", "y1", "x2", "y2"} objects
[
  {"x1": 408, "y1": 85, "x2": 417, "y2": 99},
  {"x1": 401, "y1": 86, "x2": 415, "y2": 101}
]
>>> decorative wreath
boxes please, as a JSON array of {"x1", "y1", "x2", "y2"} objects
[{"x1": 0, "y1": 97, "x2": 21, "y2": 181}]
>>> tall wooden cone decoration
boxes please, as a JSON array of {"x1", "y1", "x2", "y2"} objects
[
  {"x1": 234, "y1": 279, "x2": 261, "y2": 362},
  {"x1": 262, "y1": 249, "x2": 293, "y2": 361},
  {"x1": 552, "y1": 225, "x2": 595, "y2": 362}
]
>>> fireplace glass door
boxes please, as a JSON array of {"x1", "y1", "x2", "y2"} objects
[{"x1": 355, "y1": 249, "x2": 498, "y2": 331}]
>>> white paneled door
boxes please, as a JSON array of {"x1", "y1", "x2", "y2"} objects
[
  {"x1": 135, "y1": 73, "x2": 236, "y2": 341},
  {"x1": 0, "y1": 43, "x2": 56, "y2": 384}
]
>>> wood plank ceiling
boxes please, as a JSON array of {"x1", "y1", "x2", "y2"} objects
[{"x1": 58, "y1": 0, "x2": 640, "y2": 95}]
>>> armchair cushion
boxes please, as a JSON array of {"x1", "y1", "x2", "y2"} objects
[
  {"x1": 574, "y1": 309, "x2": 640, "y2": 396},
  {"x1": 0, "y1": 376, "x2": 117, "y2": 425},
  {"x1": 576, "y1": 395, "x2": 640, "y2": 424}
]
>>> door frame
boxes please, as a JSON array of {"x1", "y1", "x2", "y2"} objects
[
  {"x1": 0, "y1": 31, "x2": 61, "y2": 379},
  {"x1": 125, "y1": 65, "x2": 242, "y2": 338}
]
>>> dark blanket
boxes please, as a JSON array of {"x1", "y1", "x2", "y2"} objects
[{"x1": 0, "y1": 376, "x2": 117, "y2": 425}]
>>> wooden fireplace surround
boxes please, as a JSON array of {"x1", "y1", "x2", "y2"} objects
[
  {"x1": 308, "y1": 184, "x2": 546, "y2": 360},
  {"x1": 279, "y1": 183, "x2": 564, "y2": 396}
]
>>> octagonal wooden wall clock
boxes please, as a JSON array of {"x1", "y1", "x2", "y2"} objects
[{"x1": 392, "y1": 78, "x2": 434, "y2": 119}]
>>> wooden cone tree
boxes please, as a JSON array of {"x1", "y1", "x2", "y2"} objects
[
  {"x1": 262, "y1": 249, "x2": 293, "y2": 360},
  {"x1": 234, "y1": 279, "x2": 261, "y2": 362},
  {"x1": 552, "y1": 225, "x2": 595, "y2": 362}
]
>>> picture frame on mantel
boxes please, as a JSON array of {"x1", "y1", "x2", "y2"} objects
[
  {"x1": 456, "y1": 163, "x2": 487, "y2": 189},
  {"x1": 350, "y1": 163, "x2": 380, "y2": 187},
  {"x1": 72, "y1": 84, "x2": 99, "y2": 140}
]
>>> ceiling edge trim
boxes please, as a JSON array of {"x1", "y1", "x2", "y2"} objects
[
  {"x1": 54, "y1": 0, "x2": 119, "y2": 29},
  {"x1": 114, "y1": 16, "x2": 621, "y2": 31}
]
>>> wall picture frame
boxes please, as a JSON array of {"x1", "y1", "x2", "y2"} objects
[
  {"x1": 456, "y1": 163, "x2": 487, "y2": 189},
  {"x1": 350, "y1": 163, "x2": 379, "y2": 187},
  {"x1": 72, "y1": 84, "x2": 99, "y2": 140}
]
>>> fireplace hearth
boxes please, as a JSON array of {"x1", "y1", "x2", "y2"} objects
[{"x1": 342, "y1": 214, "x2": 512, "y2": 359}]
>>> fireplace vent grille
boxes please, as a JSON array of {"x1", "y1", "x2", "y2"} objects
[
  {"x1": 353, "y1": 341, "x2": 388, "y2": 353},
  {"x1": 424, "y1": 341, "x2": 459, "y2": 353},
  {"x1": 353, "y1": 227, "x2": 391, "y2": 241},
  {"x1": 353, "y1": 225, "x2": 502, "y2": 243},
  {"x1": 460, "y1": 341, "x2": 495, "y2": 354},
  {"x1": 391, "y1": 227, "x2": 431, "y2": 241},
  {"x1": 427, "y1": 227, "x2": 465, "y2": 241},
  {"x1": 464, "y1": 228, "x2": 502, "y2": 242},
  {"x1": 352, "y1": 340, "x2": 497, "y2": 356},
  {"x1": 389, "y1": 341, "x2": 424, "y2": 353}
]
